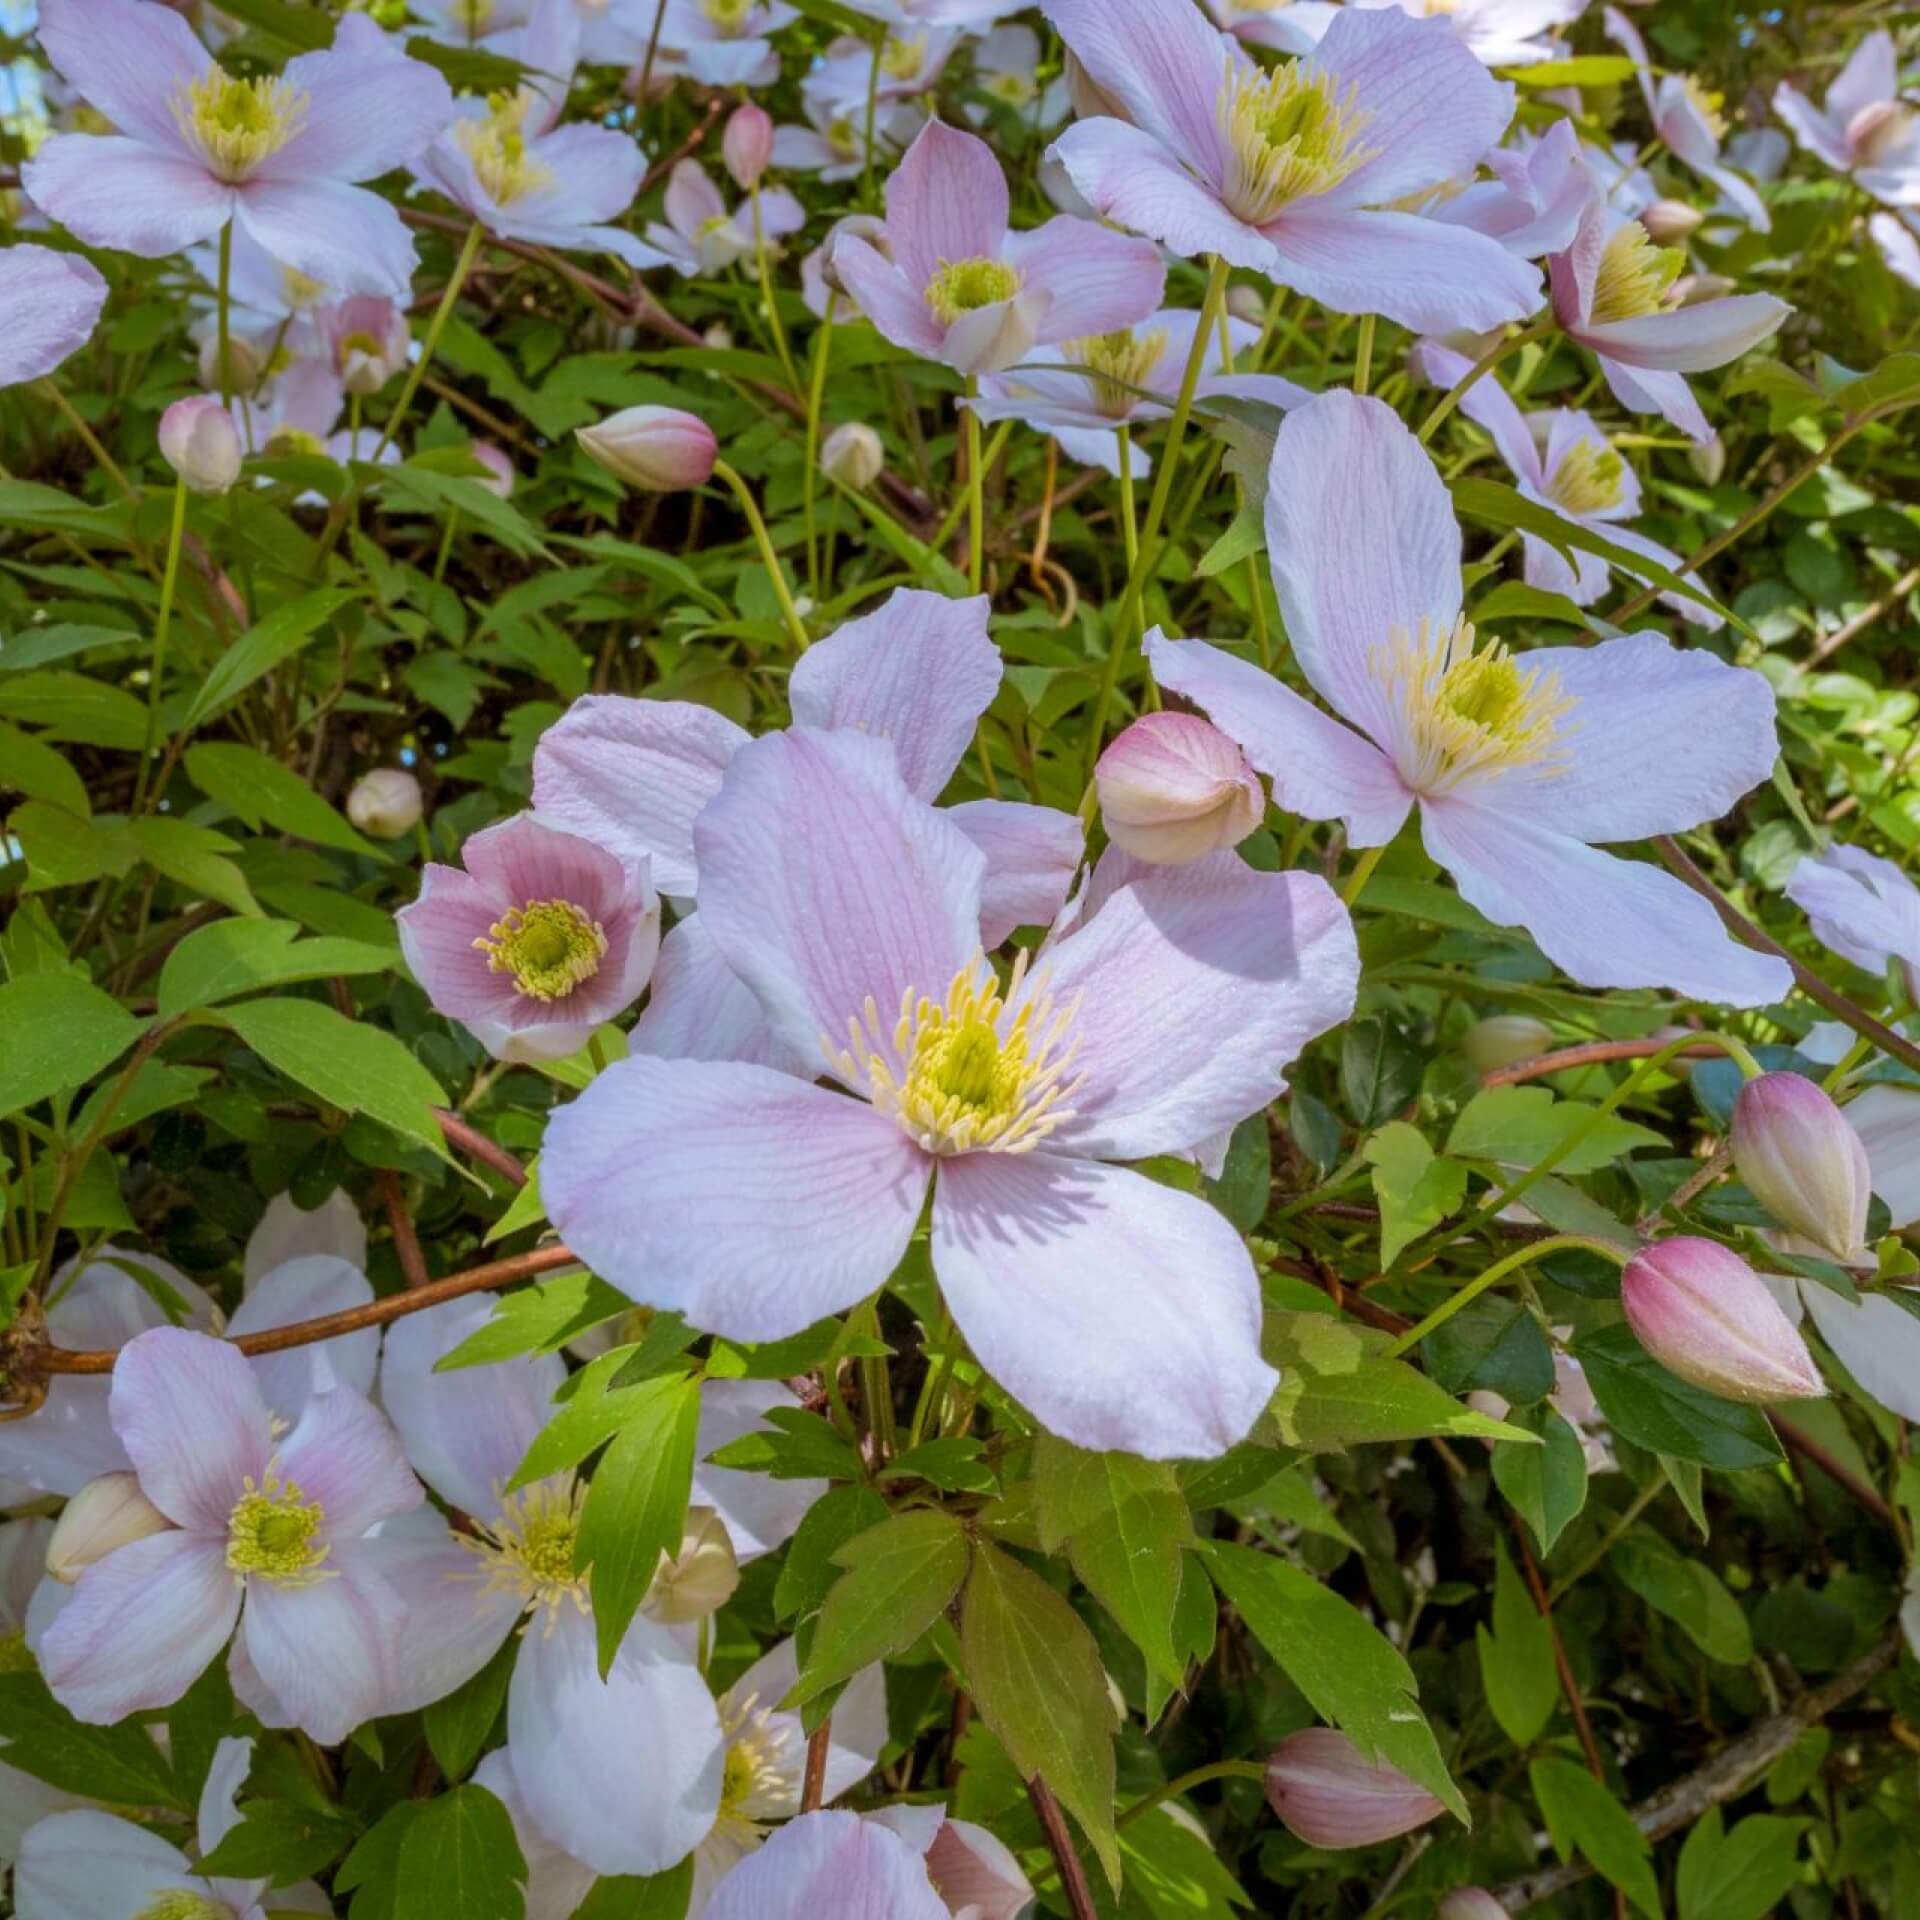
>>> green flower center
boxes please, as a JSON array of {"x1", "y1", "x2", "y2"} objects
[
  {"x1": 702, "y1": 0, "x2": 753, "y2": 29},
  {"x1": 1590, "y1": 223, "x2": 1686, "y2": 325},
  {"x1": 1550, "y1": 439, "x2": 1626, "y2": 516},
  {"x1": 265, "y1": 427, "x2": 326, "y2": 460},
  {"x1": 925, "y1": 257, "x2": 1023, "y2": 326},
  {"x1": 227, "y1": 1471, "x2": 330, "y2": 1585},
  {"x1": 171, "y1": 70, "x2": 308, "y2": 182},
  {"x1": 456, "y1": 1480, "x2": 590, "y2": 1630},
  {"x1": 1066, "y1": 327, "x2": 1169, "y2": 419},
  {"x1": 473, "y1": 899, "x2": 608, "y2": 1002},
  {"x1": 1217, "y1": 62, "x2": 1375, "y2": 224},
  {"x1": 880, "y1": 33, "x2": 928, "y2": 79},
  {"x1": 456, "y1": 93, "x2": 552, "y2": 207}
]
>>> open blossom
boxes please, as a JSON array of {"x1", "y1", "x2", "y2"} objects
[
  {"x1": 38, "y1": 1327, "x2": 422, "y2": 1743},
  {"x1": 969, "y1": 24, "x2": 1073, "y2": 130},
  {"x1": 810, "y1": 28, "x2": 964, "y2": 114},
  {"x1": 320, "y1": 294, "x2": 409, "y2": 394},
  {"x1": 1348, "y1": 0, "x2": 1585, "y2": 69},
  {"x1": 1412, "y1": 338, "x2": 1719, "y2": 626},
  {"x1": 398, "y1": 811, "x2": 660, "y2": 1064},
  {"x1": 643, "y1": 158, "x2": 807, "y2": 277},
  {"x1": 966, "y1": 307, "x2": 1306, "y2": 477},
  {"x1": 647, "y1": 0, "x2": 800, "y2": 89},
  {"x1": 1548, "y1": 186, "x2": 1788, "y2": 447},
  {"x1": 0, "y1": 243, "x2": 107, "y2": 388},
  {"x1": 1787, "y1": 843, "x2": 1920, "y2": 997},
  {"x1": 1149, "y1": 391, "x2": 1791, "y2": 1006},
  {"x1": 1203, "y1": 0, "x2": 1339, "y2": 57},
  {"x1": 544, "y1": 725, "x2": 1358, "y2": 1459},
  {"x1": 25, "y1": 1, "x2": 451, "y2": 297},
  {"x1": 1429, "y1": 117, "x2": 1592, "y2": 261},
  {"x1": 1775, "y1": 33, "x2": 1919, "y2": 201},
  {"x1": 831, "y1": 119, "x2": 1165, "y2": 378},
  {"x1": 1040, "y1": 0, "x2": 1543, "y2": 333},
  {"x1": 774, "y1": 90, "x2": 920, "y2": 183}
]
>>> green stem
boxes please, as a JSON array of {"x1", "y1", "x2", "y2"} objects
[
  {"x1": 803, "y1": 292, "x2": 837, "y2": 599},
  {"x1": 432, "y1": 507, "x2": 460, "y2": 587},
  {"x1": 216, "y1": 218, "x2": 234, "y2": 409},
  {"x1": 1341, "y1": 842, "x2": 1387, "y2": 908},
  {"x1": 929, "y1": 421, "x2": 1010, "y2": 558},
  {"x1": 1352, "y1": 311, "x2": 1377, "y2": 395},
  {"x1": 134, "y1": 477, "x2": 190, "y2": 815},
  {"x1": 1116, "y1": 425, "x2": 1138, "y2": 573},
  {"x1": 862, "y1": 34, "x2": 884, "y2": 207},
  {"x1": 372, "y1": 222, "x2": 484, "y2": 467},
  {"x1": 1418, "y1": 317, "x2": 1552, "y2": 446},
  {"x1": 750, "y1": 182, "x2": 800, "y2": 395},
  {"x1": 1118, "y1": 1760, "x2": 1270, "y2": 1830},
  {"x1": 713, "y1": 457, "x2": 809, "y2": 650},
  {"x1": 1384, "y1": 1233, "x2": 1627, "y2": 1360},
  {"x1": 1546, "y1": 1476, "x2": 1666, "y2": 1605},
  {"x1": 40, "y1": 381, "x2": 133, "y2": 497},
  {"x1": 963, "y1": 379, "x2": 985, "y2": 593}
]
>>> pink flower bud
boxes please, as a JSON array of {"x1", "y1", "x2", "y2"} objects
[
  {"x1": 46, "y1": 1472, "x2": 173, "y2": 1583},
  {"x1": 724, "y1": 103, "x2": 775, "y2": 191},
  {"x1": 577, "y1": 405, "x2": 717, "y2": 492},
  {"x1": 1437, "y1": 1892, "x2": 1507, "y2": 1920},
  {"x1": 924, "y1": 1817, "x2": 1033, "y2": 1918},
  {"x1": 470, "y1": 441, "x2": 515, "y2": 499},
  {"x1": 821, "y1": 421, "x2": 884, "y2": 489},
  {"x1": 1640, "y1": 198, "x2": 1704, "y2": 244},
  {"x1": 158, "y1": 395, "x2": 243, "y2": 494},
  {"x1": 1096, "y1": 711, "x2": 1264, "y2": 865},
  {"x1": 1264, "y1": 1729, "x2": 1447, "y2": 1849},
  {"x1": 1732, "y1": 1072, "x2": 1871, "y2": 1261},
  {"x1": 1621, "y1": 1238, "x2": 1825, "y2": 1403},
  {"x1": 325, "y1": 294, "x2": 410, "y2": 396},
  {"x1": 346, "y1": 768, "x2": 423, "y2": 840}
]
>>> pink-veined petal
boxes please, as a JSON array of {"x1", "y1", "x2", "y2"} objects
[
  {"x1": 110, "y1": 1327, "x2": 270, "y2": 1532},
  {"x1": 34, "y1": 0, "x2": 210, "y2": 154},
  {"x1": 1596, "y1": 354, "x2": 1711, "y2": 442},
  {"x1": 1799, "y1": 1282, "x2": 1920, "y2": 1423},
  {"x1": 1847, "y1": 1085, "x2": 1920, "y2": 1232},
  {"x1": 1004, "y1": 215, "x2": 1167, "y2": 344},
  {"x1": 275, "y1": 1386, "x2": 423, "y2": 1542},
  {"x1": 350, "y1": 1521, "x2": 523, "y2": 1715},
  {"x1": 884, "y1": 119, "x2": 1009, "y2": 294},
  {"x1": 631, "y1": 913, "x2": 809, "y2": 1074},
  {"x1": 1410, "y1": 337, "x2": 1544, "y2": 488},
  {"x1": 946, "y1": 798, "x2": 1086, "y2": 947},
  {"x1": 22, "y1": 136, "x2": 234, "y2": 259},
  {"x1": 704, "y1": 1810, "x2": 949, "y2": 1920},
  {"x1": 1771, "y1": 83, "x2": 1852, "y2": 173},
  {"x1": 1573, "y1": 293, "x2": 1789, "y2": 372},
  {"x1": 828, "y1": 238, "x2": 947, "y2": 355},
  {"x1": 233, "y1": 176, "x2": 420, "y2": 299}
]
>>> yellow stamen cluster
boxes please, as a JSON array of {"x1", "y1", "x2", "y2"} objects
[
  {"x1": 455, "y1": 92, "x2": 552, "y2": 207},
  {"x1": 1066, "y1": 328, "x2": 1169, "y2": 419},
  {"x1": 924, "y1": 256, "x2": 1023, "y2": 326},
  {"x1": 279, "y1": 265, "x2": 329, "y2": 311},
  {"x1": 1216, "y1": 61, "x2": 1376, "y2": 225},
  {"x1": 263, "y1": 426, "x2": 326, "y2": 460},
  {"x1": 133, "y1": 1895, "x2": 233, "y2": 1920},
  {"x1": 880, "y1": 34, "x2": 929, "y2": 80},
  {"x1": 1590, "y1": 222, "x2": 1686, "y2": 325},
  {"x1": 1372, "y1": 614, "x2": 1577, "y2": 794},
  {"x1": 171, "y1": 70, "x2": 308, "y2": 182},
  {"x1": 828, "y1": 951, "x2": 1083, "y2": 1157},
  {"x1": 226, "y1": 1470, "x2": 330, "y2": 1586},
  {"x1": 983, "y1": 70, "x2": 1036, "y2": 106},
  {"x1": 1682, "y1": 75, "x2": 1728, "y2": 141},
  {"x1": 474, "y1": 899, "x2": 607, "y2": 1002},
  {"x1": 715, "y1": 1691, "x2": 796, "y2": 1833},
  {"x1": 1549, "y1": 438, "x2": 1626, "y2": 516},
  {"x1": 702, "y1": 0, "x2": 755, "y2": 29},
  {"x1": 456, "y1": 1479, "x2": 590, "y2": 1632}
]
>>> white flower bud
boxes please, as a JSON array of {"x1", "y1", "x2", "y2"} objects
[
  {"x1": 1687, "y1": 435, "x2": 1727, "y2": 485},
  {"x1": 820, "y1": 421, "x2": 884, "y2": 490},
  {"x1": 470, "y1": 441, "x2": 515, "y2": 499},
  {"x1": 577, "y1": 405, "x2": 718, "y2": 492},
  {"x1": 1640, "y1": 198, "x2": 1704, "y2": 245},
  {"x1": 46, "y1": 1472, "x2": 173, "y2": 1583},
  {"x1": 1095, "y1": 711, "x2": 1264, "y2": 865},
  {"x1": 642, "y1": 1507, "x2": 739, "y2": 1623},
  {"x1": 197, "y1": 330, "x2": 266, "y2": 394},
  {"x1": 1226, "y1": 284, "x2": 1266, "y2": 327},
  {"x1": 158, "y1": 395, "x2": 243, "y2": 494},
  {"x1": 346, "y1": 768, "x2": 423, "y2": 840}
]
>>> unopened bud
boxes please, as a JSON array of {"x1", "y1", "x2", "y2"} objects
[
  {"x1": 1673, "y1": 271, "x2": 1738, "y2": 307},
  {"x1": 924, "y1": 1817, "x2": 1033, "y2": 1918},
  {"x1": 642, "y1": 1507, "x2": 739, "y2": 1623},
  {"x1": 1640, "y1": 198, "x2": 1704, "y2": 245},
  {"x1": 703, "y1": 322, "x2": 735, "y2": 351},
  {"x1": 1621, "y1": 1238, "x2": 1825, "y2": 1403},
  {"x1": 1226, "y1": 284, "x2": 1266, "y2": 327},
  {"x1": 469, "y1": 441, "x2": 515, "y2": 499},
  {"x1": 1096, "y1": 711, "x2": 1264, "y2": 865},
  {"x1": 1265, "y1": 1729, "x2": 1448, "y2": 1849},
  {"x1": 327, "y1": 295, "x2": 410, "y2": 396},
  {"x1": 1732, "y1": 1072, "x2": 1871, "y2": 1261},
  {"x1": 820, "y1": 215, "x2": 889, "y2": 297},
  {"x1": 577, "y1": 405, "x2": 717, "y2": 492},
  {"x1": 1463, "y1": 1015, "x2": 1554, "y2": 1075},
  {"x1": 46, "y1": 1472, "x2": 172, "y2": 1583},
  {"x1": 1437, "y1": 1893, "x2": 1506, "y2": 1920},
  {"x1": 158, "y1": 395, "x2": 243, "y2": 494},
  {"x1": 346, "y1": 767, "x2": 423, "y2": 840},
  {"x1": 1687, "y1": 435, "x2": 1726, "y2": 485},
  {"x1": 1064, "y1": 48, "x2": 1129, "y2": 123},
  {"x1": 723, "y1": 103, "x2": 775, "y2": 191},
  {"x1": 820, "y1": 421, "x2": 884, "y2": 489},
  {"x1": 198, "y1": 330, "x2": 266, "y2": 394}
]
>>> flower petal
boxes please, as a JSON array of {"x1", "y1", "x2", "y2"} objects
[
  {"x1": 1799, "y1": 1282, "x2": 1920, "y2": 1423},
  {"x1": 1596, "y1": 354, "x2": 1711, "y2": 442},
  {"x1": 1004, "y1": 215, "x2": 1167, "y2": 344},
  {"x1": 1410, "y1": 337, "x2": 1544, "y2": 488},
  {"x1": 1786, "y1": 847, "x2": 1920, "y2": 979},
  {"x1": 704, "y1": 1810, "x2": 949, "y2": 1920},
  {"x1": 932, "y1": 1151, "x2": 1277, "y2": 1459},
  {"x1": 631, "y1": 913, "x2": 810, "y2": 1074},
  {"x1": 473, "y1": 1750, "x2": 600, "y2": 1920},
  {"x1": 245, "y1": 1191, "x2": 368, "y2": 1285},
  {"x1": 884, "y1": 120, "x2": 1009, "y2": 295},
  {"x1": 828, "y1": 239, "x2": 947, "y2": 355},
  {"x1": 15, "y1": 1809, "x2": 203, "y2": 1920},
  {"x1": 694, "y1": 1380, "x2": 826, "y2": 1562},
  {"x1": 34, "y1": 0, "x2": 209, "y2": 154},
  {"x1": 349, "y1": 1522, "x2": 522, "y2": 1714},
  {"x1": 228, "y1": 1255, "x2": 379, "y2": 1418},
  {"x1": 946, "y1": 798, "x2": 1086, "y2": 947},
  {"x1": 277, "y1": 1386, "x2": 423, "y2": 1542},
  {"x1": 0, "y1": 245, "x2": 108, "y2": 390},
  {"x1": 270, "y1": 37, "x2": 455, "y2": 180},
  {"x1": 1828, "y1": 28, "x2": 1896, "y2": 125},
  {"x1": 1771, "y1": 84, "x2": 1852, "y2": 173},
  {"x1": 723, "y1": 1636, "x2": 887, "y2": 1813},
  {"x1": 22, "y1": 137, "x2": 233, "y2": 259},
  {"x1": 233, "y1": 176, "x2": 420, "y2": 300},
  {"x1": 110, "y1": 1327, "x2": 271, "y2": 1532},
  {"x1": 1574, "y1": 294, "x2": 1789, "y2": 372},
  {"x1": 543, "y1": 1055, "x2": 930, "y2": 1341},
  {"x1": 1847, "y1": 1085, "x2": 1920, "y2": 1232}
]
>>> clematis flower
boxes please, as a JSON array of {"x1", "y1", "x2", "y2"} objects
[
  {"x1": 397, "y1": 811, "x2": 661, "y2": 1065},
  {"x1": 15, "y1": 1738, "x2": 331, "y2": 1919},
  {"x1": 412, "y1": 0, "x2": 663, "y2": 268},
  {"x1": 1266, "y1": 1727, "x2": 1448, "y2": 1848},
  {"x1": 1412, "y1": 338, "x2": 1719, "y2": 625},
  {"x1": 808, "y1": 28, "x2": 964, "y2": 112},
  {"x1": 1040, "y1": 0, "x2": 1543, "y2": 333},
  {"x1": 189, "y1": 224, "x2": 339, "y2": 361},
  {"x1": 830, "y1": 118, "x2": 1166, "y2": 378},
  {"x1": 968, "y1": 24, "x2": 1073, "y2": 130},
  {"x1": 1548, "y1": 189, "x2": 1789, "y2": 444},
  {"x1": 773, "y1": 91, "x2": 920, "y2": 182},
  {"x1": 1203, "y1": 0, "x2": 1339, "y2": 58},
  {"x1": 839, "y1": 0, "x2": 1013, "y2": 28},
  {"x1": 320, "y1": 293, "x2": 410, "y2": 394},
  {"x1": 543, "y1": 725, "x2": 1359, "y2": 1459},
  {"x1": 1428, "y1": 116, "x2": 1592, "y2": 260},
  {"x1": 532, "y1": 588, "x2": 1087, "y2": 1069},
  {"x1": 1773, "y1": 33, "x2": 1919, "y2": 202},
  {"x1": 1787, "y1": 843, "x2": 1920, "y2": 998},
  {"x1": 1873, "y1": 207, "x2": 1920, "y2": 289},
  {"x1": 642, "y1": 158, "x2": 807, "y2": 277},
  {"x1": 650, "y1": 0, "x2": 800, "y2": 88},
  {"x1": 1604, "y1": 6, "x2": 1769, "y2": 230},
  {"x1": 0, "y1": 243, "x2": 108, "y2": 388},
  {"x1": 1148, "y1": 390, "x2": 1791, "y2": 1006},
  {"x1": 25, "y1": 0, "x2": 452, "y2": 297},
  {"x1": 966, "y1": 307, "x2": 1306, "y2": 477},
  {"x1": 38, "y1": 1327, "x2": 422, "y2": 1742},
  {"x1": 1349, "y1": 0, "x2": 1585, "y2": 70},
  {"x1": 706, "y1": 1810, "x2": 953, "y2": 1920}
]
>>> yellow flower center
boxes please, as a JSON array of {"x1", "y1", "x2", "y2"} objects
[
  {"x1": 827, "y1": 951, "x2": 1083, "y2": 1157},
  {"x1": 1066, "y1": 328, "x2": 1169, "y2": 419},
  {"x1": 133, "y1": 1896, "x2": 233, "y2": 1920},
  {"x1": 264, "y1": 426, "x2": 326, "y2": 459},
  {"x1": 279, "y1": 265, "x2": 328, "y2": 310},
  {"x1": 1372, "y1": 614, "x2": 1576, "y2": 795},
  {"x1": 1549, "y1": 438, "x2": 1626, "y2": 516},
  {"x1": 0, "y1": 1627, "x2": 33, "y2": 1675},
  {"x1": 925, "y1": 257, "x2": 1023, "y2": 326},
  {"x1": 455, "y1": 93, "x2": 552, "y2": 207},
  {"x1": 704, "y1": 1689, "x2": 797, "y2": 1854},
  {"x1": 227, "y1": 1470, "x2": 331, "y2": 1586},
  {"x1": 1216, "y1": 61, "x2": 1375, "y2": 224},
  {"x1": 702, "y1": 0, "x2": 755, "y2": 29},
  {"x1": 1682, "y1": 74, "x2": 1728, "y2": 141},
  {"x1": 473, "y1": 898, "x2": 608, "y2": 1002},
  {"x1": 1590, "y1": 221, "x2": 1686, "y2": 325},
  {"x1": 171, "y1": 70, "x2": 309, "y2": 182},
  {"x1": 456, "y1": 1479, "x2": 590, "y2": 1631},
  {"x1": 984, "y1": 71, "x2": 1035, "y2": 105},
  {"x1": 881, "y1": 33, "x2": 931, "y2": 80}
]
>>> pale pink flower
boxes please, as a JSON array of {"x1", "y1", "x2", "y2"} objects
[
  {"x1": 0, "y1": 242, "x2": 107, "y2": 388},
  {"x1": 1266, "y1": 1728, "x2": 1448, "y2": 1848},
  {"x1": 642, "y1": 158, "x2": 807, "y2": 277},
  {"x1": 1774, "y1": 32, "x2": 1920, "y2": 201},
  {"x1": 1787, "y1": 844, "x2": 1920, "y2": 996}
]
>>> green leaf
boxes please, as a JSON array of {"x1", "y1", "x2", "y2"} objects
[
  {"x1": 126, "y1": 816, "x2": 263, "y2": 918},
  {"x1": 183, "y1": 588, "x2": 357, "y2": 727},
  {"x1": 1365, "y1": 1122, "x2": 1469, "y2": 1265},
  {"x1": 1611, "y1": 1531, "x2": 1753, "y2": 1664},
  {"x1": 786, "y1": 1509, "x2": 971, "y2": 1706},
  {"x1": 1447, "y1": 1086, "x2": 1664, "y2": 1176},
  {"x1": 960, "y1": 1541, "x2": 1121, "y2": 1887},
  {"x1": 379, "y1": 464, "x2": 552, "y2": 560},
  {"x1": 215, "y1": 0, "x2": 336, "y2": 51},
  {"x1": 0, "y1": 669, "x2": 146, "y2": 748},
  {"x1": 573, "y1": 1861, "x2": 694, "y2": 1920},
  {"x1": 157, "y1": 919, "x2": 397, "y2": 1018},
  {"x1": 1529, "y1": 1756, "x2": 1660, "y2": 1919},
  {"x1": 1510, "y1": 53, "x2": 1640, "y2": 85},
  {"x1": 0, "y1": 1671, "x2": 185, "y2": 1808},
  {"x1": 395, "y1": 1784, "x2": 528, "y2": 1920},
  {"x1": 508, "y1": 1349, "x2": 648, "y2": 1488},
  {"x1": 0, "y1": 623, "x2": 131, "y2": 673},
  {"x1": 773, "y1": 1485, "x2": 892, "y2": 1625},
  {"x1": 404, "y1": 34, "x2": 536, "y2": 93},
  {"x1": 1574, "y1": 1324, "x2": 1783, "y2": 1471},
  {"x1": 1676, "y1": 1810, "x2": 1808, "y2": 1920},
  {"x1": 1476, "y1": 1545, "x2": 1558, "y2": 1748},
  {"x1": 0, "y1": 724, "x2": 90, "y2": 815},
  {"x1": 1492, "y1": 1404, "x2": 1590, "y2": 1554},
  {"x1": 482, "y1": 1161, "x2": 549, "y2": 1246},
  {"x1": 435, "y1": 1267, "x2": 632, "y2": 1370},
  {"x1": 578, "y1": 1371, "x2": 702, "y2": 1675},
  {"x1": 1120, "y1": 1803, "x2": 1253, "y2": 1916},
  {"x1": 0, "y1": 970, "x2": 140, "y2": 1117},
  {"x1": 212, "y1": 997, "x2": 451, "y2": 1162},
  {"x1": 1422, "y1": 1295, "x2": 1556, "y2": 1405},
  {"x1": 1204, "y1": 1540, "x2": 1464, "y2": 1821},
  {"x1": 877, "y1": 1435, "x2": 998, "y2": 1494},
  {"x1": 337, "y1": 1803, "x2": 422, "y2": 1920},
  {"x1": 1339, "y1": 1016, "x2": 1422, "y2": 1126},
  {"x1": 197, "y1": 1801, "x2": 358, "y2": 1884},
  {"x1": 424, "y1": 1635, "x2": 517, "y2": 1782},
  {"x1": 706, "y1": 1405, "x2": 864, "y2": 1481},
  {"x1": 185, "y1": 742, "x2": 387, "y2": 860}
]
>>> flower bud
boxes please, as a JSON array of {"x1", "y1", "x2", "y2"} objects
[
  {"x1": 1639, "y1": 198, "x2": 1704, "y2": 245},
  {"x1": 1731, "y1": 1072, "x2": 1871, "y2": 1261},
  {"x1": 1096, "y1": 712, "x2": 1264, "y2": 865},
  {"x1": 327, "y1": 295, "x2": 411, "y2": 396},
  {"x1": 1463, "y1": 1015, "x2": 1554, "y2": 1075},
  {"x1": 577, "y1": 405, "x2": 717, "y2": 492},
  {"x1": 197, "y1": 329, "x2": 266, "y2": 394},
  {"x1": 820, "y1": 421, "x2": 884, "y2": 490},
  {"x1": 159, "y1": 394, "x2": 244, "y2": 494},
  {"x1": 1265, "y1": 1729, "x2": 1448, "y2": 1849},
  {"x1": 1437, "y1": 1893, "x2": 1507, "y2": 1920},
  {"x1": 642, "y1": 1507, "x2": 739, "y2": 1623},
  {"x1": 46, "y1": 1472, "x2": 172, "y2": 1583},
  {"x1": 469, "y1": 441, "x2": 515, "y2": 499},
  {"x1": 723, "y1": 103, "x2": 775, "y2": 191},
  {"x1": 346, "y1": 767, "x2": 423, "y2": 840},
  {"x1": 703, "y1": 322, "x2": 735, "y2": 351},
  {"x1": 1673, "y1": 271, "x2": 1738, "y2": 307},
  {"x1": 924, "y1": 1817, "x2": 1033, "y2": 1918},
  {"x1": 1621, "y1": 1238, "x2": 1825, "y2": 1403},
  {"x1": 1687, "y1": 435, "x2": 1726, "y2": 485},
  {"x1": 820, "y1": 215, "x2": 889, "y2": 296},
  {"x1": 1226, "y1": 284, "x2": 1266, "y2": 327}
]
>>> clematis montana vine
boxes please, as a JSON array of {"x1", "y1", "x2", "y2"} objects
[
  {"x1": 543, "y1": 725, "x2": 1360, "y2": 1459},
  {"x1": 1774, "y1": 31, "x2": 1920, "y2": 204},
  {"x1": 1039, "y1": 0, "x2": 1543, "y2": 332},
  {"x1": 0, "y1": 243, "x2": 107, "y2": 389},
  {"x1": 25, "y1": 0, "x2": 452, "y2": 297},
  {"x1": 1148, "y1": 390, "x2": 1792, "y2": 1006}
]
